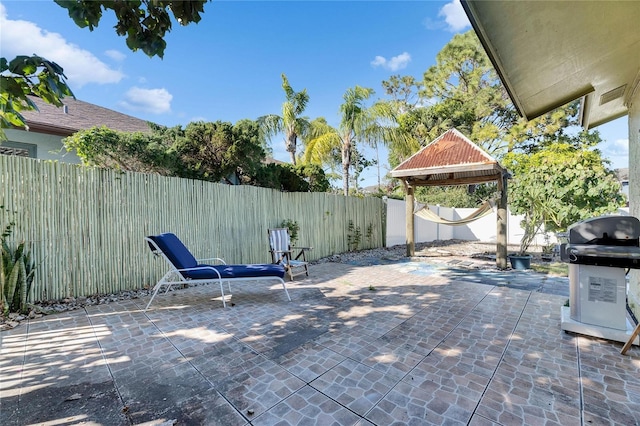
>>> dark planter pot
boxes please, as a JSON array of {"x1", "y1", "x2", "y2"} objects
[{"x1": 509, "y1": 254, "x2": 532, "y2": 270}]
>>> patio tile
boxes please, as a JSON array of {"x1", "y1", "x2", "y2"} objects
[
  {"x1": 0, "y1": 311, "x2": 127, "y2": 426},
  {"x1": 4, "y1": 258, "x2": 640, "y2": 425},
  {"x1": 577, "y1": 334, "x2": 640, "y2": 425},
  {"x1": 349, "y1": 339, "x2": 424, "y2": 381},
  {"x1": 178, "y1": 337, "x2": 265, "y2": 388},
  {"x1": 468, "y1": 414, "x2": 502, "y2": 425},
  {"x1": 314, "y1": 328, "x2": 383, "y2": 358},
  {"x1": 475, "y1": 292, "x2": 583, "y2": 425},
  {"x1": 309, "y1": 358, "x2": 397, "y2": 416},
  {"x1": 216, "y1": 357, "x2": 306, "y2": 419},
  {"x1": 274, "y1": 341, "x2": 347, "y2": 383},
  {"x1": 252, "y1": 385, "x2": 362, "y2": 426},
  {"x1": 366, "y1": 380, "x2": 472, "y2": 425},
  {"x1": 404, "y1": 353, "x2": 489, "y2": 404}
]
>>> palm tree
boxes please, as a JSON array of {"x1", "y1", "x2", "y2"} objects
[
  {"x1": 303, "y1": 86, "x2": 376, "y2": 196},
  {"x1": 258, "y1": 74, "x2": 310, "y2": 165}
]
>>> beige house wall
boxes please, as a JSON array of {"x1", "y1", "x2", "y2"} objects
[{"x1": 3, "y1": 129, "x2": 81, "y2": 164}]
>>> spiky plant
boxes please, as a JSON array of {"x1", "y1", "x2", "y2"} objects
[{"x1": 0, "y1": 211, "x2": 35, "y2": 315}]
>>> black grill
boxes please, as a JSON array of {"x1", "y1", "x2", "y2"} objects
[{"x1": 562, "y1": 215, "x2": 640, "y2": 269}]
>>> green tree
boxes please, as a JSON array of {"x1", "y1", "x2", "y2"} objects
[
  {"x1": 383, "y1": 30, "x2": 578, "y2": 166},
  {"x1": 504, "y1": 140, "x2": 625, "y2": 255},
  {"x1": 63, "y1": 120, "x2": 267, "y2": 184},
  {"x1": 2, "y1": 1, "x2": 208, "y2": 140},
  {"x1": 0, "y1": 55, "x2": 74, "y2": 141},
  {"x1": 259, "y1": 74, "x2": 311, "y2": 165},
  {"x1": 54, "y1": 0, "x2": 208, "y2": 58},
  {"x1": 421, "y1": 30, "x2": 514, "y2": 155},
  {"x1": 381, "y1": 74, "x2": 422, "y2": 114},
  {"x1": 304, "y1": 86, "x2": 376, "y2": 196},
  {"x1": 64, "y1": 119, "x2": 329, "y2": 192},
  {"x1": 293, "y1": 163, "x2": 331, "y2": 192},
  {"x1": 178, "y1": 121, "x2": 265, "y2": 183},
  {"x1": 251, "y1": 163, "x2": 330, "y2": 193}
]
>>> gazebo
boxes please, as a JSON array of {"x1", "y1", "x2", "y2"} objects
[{"x1": 390, "y1": 128, "x2": 509, "y2": 269}]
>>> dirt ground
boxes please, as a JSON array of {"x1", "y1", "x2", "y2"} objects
[{"x1": 327, "y1": 239, "x2": 555, "y2": 267}]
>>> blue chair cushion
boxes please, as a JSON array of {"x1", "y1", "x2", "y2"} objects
[
  {"x1": 184, "y1": 263, "x2": 286, "y2": 280},
  {"x1": 151, "y1": 233, "x2": 198, "y2": 270}
]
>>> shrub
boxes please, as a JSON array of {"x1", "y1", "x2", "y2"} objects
[{"x1": 0, "y1": 208, "x2": 35, "y2": 315}]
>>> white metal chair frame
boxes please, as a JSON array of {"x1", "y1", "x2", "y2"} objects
[{"x1": 145, "y1": 236, "x2": 290, "y2": 311}]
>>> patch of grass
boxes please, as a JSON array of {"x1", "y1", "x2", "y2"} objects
[
  {"x1": 530, "y1": 262, "x2": 568, "y2": 277},
  {"x1": 368, "y1": 285, "x2": 377, "y2": 291}
]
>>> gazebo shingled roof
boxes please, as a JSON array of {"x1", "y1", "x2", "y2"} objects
[{"x1": 390, "y1": 128, "x2": 506, "y2": 186}]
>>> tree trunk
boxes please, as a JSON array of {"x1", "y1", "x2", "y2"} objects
[
  {"x1": 285, "y1": 133, "x2": 297, "y2": 165},
  {"x1": 342, "y1": 140, "x2": 351, "y2": 196}
]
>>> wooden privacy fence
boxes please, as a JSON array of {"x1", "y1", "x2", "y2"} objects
[{"x1": 0, "y1": 156, "x2": 384, "y2": 302}]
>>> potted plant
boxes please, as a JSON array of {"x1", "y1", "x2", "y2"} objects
[
  {"x1": 508, "y1": 186, "x2": 549, "y2": 270},
  {"x1": 540, "y1": 232, "x2": 556, "y2": 262},
  {"x1": 509, "y1": 212, "x2": 540, "y2": 269}
]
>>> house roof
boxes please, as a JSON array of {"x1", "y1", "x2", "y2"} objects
[
  {"x1": 390, "y1": 128, "x2": 506, "y2": 186},
  {"x1": 19, "y1": 96, "x2": 152, "y2": 136},
  {"x1": 461, "y1": 0, "x2": 640, "y2": 129}
]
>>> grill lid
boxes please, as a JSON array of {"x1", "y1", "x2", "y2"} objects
[{"x1": 568, "y1": 215, "x2": 640, "y2": 246}]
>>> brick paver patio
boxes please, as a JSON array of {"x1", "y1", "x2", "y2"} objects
[{"x1": 2, "y1": 260, "x2": 640, "y2": 425}]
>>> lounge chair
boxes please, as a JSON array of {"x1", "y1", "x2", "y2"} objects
[
  {"x1": 268, "y1": 228, "x2": 312, "y2": 280},
  {"x1": 145, "y1": 233, "x2": 289, "y2": 311}
]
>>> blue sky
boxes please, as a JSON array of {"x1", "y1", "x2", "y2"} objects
[{"x1": 0, "y1": 0, "x2": 630, "y2": 187}]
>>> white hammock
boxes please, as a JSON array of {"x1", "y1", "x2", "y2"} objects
[{"x1": 414, "y1": 200, "x2": 495, "y2": 226}]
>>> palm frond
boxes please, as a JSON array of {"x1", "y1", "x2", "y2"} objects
[{"x1": 257, "y1": 114, "x2": 283, "y2": 138}]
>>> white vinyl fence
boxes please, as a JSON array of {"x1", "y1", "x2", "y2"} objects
[
  {"x1": 384, "y1": 199, "x2": 628, "y2": 248},
  {"x1": 386, "y1": 198, "x2": 523, "y2": 247}
]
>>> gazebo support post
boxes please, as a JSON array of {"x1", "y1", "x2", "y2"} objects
[
  {"x1": 404, "y1": 180, "x2": 415, "y2": 257},
  {"x1": 496, "y1": 173, "x2": 508, "y2": 269}
]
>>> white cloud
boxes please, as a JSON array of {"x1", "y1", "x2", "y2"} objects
[
  {"x1": 105, "y1": 49, "x2": 126, "y2": 62},
  {"x1": 437, "y1": 0, "x2": 471, "y2": 32},
  {"x1": 609, "y1": 138, "x2": 629, "y2": 156},
  {"x1": 120, "y1": 87, "x2": 172, "y2": 114},
  {"x1": 422, "y1": 17, "x2": 444, "y2": 31},
  {"x1": 600, "y1": 138, "x2": 629, "y2": 170},
  {"x1": 0, "y1": 4, "x2": 124, "y2": 88},
  {"x1": 189, "y1": 116, "x2": 208, "y2": 123},
  {"x1": 370, "y1": 52, "x2": 411, "y2": 72},
  {"x1": 371, "y1": 56, "x2": 386, "y2": 67}
]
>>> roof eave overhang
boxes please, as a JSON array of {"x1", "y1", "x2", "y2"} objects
[
  {"x1": 462, "y1": 1, "x2": 596, "y2": 121},
  {"x1": 461, "y1": 0, "x2": 527, "y2": 119},
  {"x1": 390, "y1": 162, "x2": 503, "y2": 179},
  {"x1": 20, "y1": 122, "x2": 77, "y2": 137},
  {"x1": 405, "y1": 174, "x2": 502, "y2": 187},
  {"x1": 461, "y1": 0, "x2": 638, "y2": 128}
]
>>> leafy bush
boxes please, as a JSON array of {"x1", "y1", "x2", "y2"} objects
[
  {"x1": 252, "y1": 163, "x2": 330, "y2": 192},
  {"x1": 504, "y1": 142, "x2": 625, "y2": 255},
  {"x1": 280, "y1": 219, "x2": 300, "y2": 244}
]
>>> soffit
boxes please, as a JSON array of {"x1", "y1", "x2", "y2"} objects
[{"x1": 462, "y1": 0, "x2": 640, "y2": 129}]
